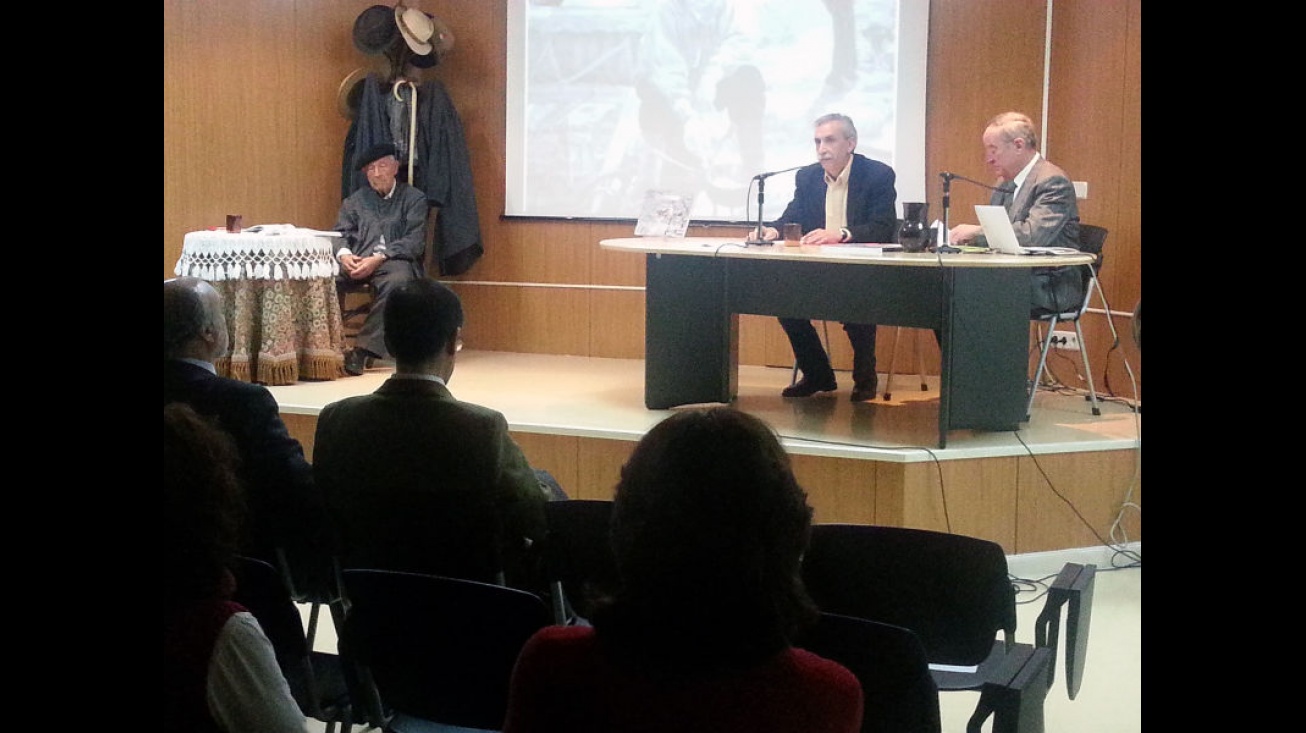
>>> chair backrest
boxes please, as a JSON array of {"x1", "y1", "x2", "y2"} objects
[
  {"x1": 1033, "y1": 562, "x2": 1096, "y2": 700},
  {"x1": 231, "y1": 556, "x2": 354, "y2": 725},
  {"x1": 800, "y1": 524, "x2": 1017, "y2": 668},
  {"x1": 795, "y1": 612, "x2": 942, "y2": 733},
  {"x1": 1072, "y1": 224, "x2": 1109, "y2": 314},
  {"x1": 339, "y1": 568, "x2": 551, "y2": 730},
  {"x1": 541, "y1": 499, "x2": 619, "y2": 623},
  {"x1": 1076, "y1": 224, "x2": 1108, "y2": 263}
]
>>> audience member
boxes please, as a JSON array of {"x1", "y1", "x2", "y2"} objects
[
  {"x1": 313, "y1": 279, "x2": 552, "y2": 592},
  {"x1": 757, "y1": 113, "x2": 897, "y2": 402},
  {"x1": 163, "y1": 276, "x2": 333, "y2": 602},
  {"x1": 333, "y1": 142, "x2": 430, "y2": 375},
  {"x1": 947, "y1": 111, "x2": 1084, "y2": 314},
  {"x1": 164, "y1": 402, "x2": 308, "y2": 733},
  {"x1": 503, "y1": 406, "x2": 863, "y2": 733}
]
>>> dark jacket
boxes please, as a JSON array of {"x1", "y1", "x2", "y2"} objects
[
  {"x1": 312, "y1": 377, "x2": 549, "y2": 593},
  {"x1": 774, "y1": 153, "x2": 897, "y2": 243},
  {"x1": 163, "y1": 360, "x2": 333, "y2": 596}
]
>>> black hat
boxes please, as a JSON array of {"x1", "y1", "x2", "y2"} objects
[
  {"x1": 407, "y1": 48, "x2": 439, "y2": 69},
  {"x1": 353, "y1": 5, "x2": 399, "y2": 56},
  {"x1": 357, "y1": 143, "x2": 398, "y2": 171}
]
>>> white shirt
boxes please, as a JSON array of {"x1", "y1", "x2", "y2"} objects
[
  {"x1": 389, "y1": 372, "x2": 447, "y2": 387},
  {"x1": 207, "y1": 612, "x2": 309, "y2": 733},
  {"x1": 1011, "y1": 151, "x2": 1042, "y2": 201},
  {"x1": 824, "y1": 157, "x2": 853, "y2": 240}
]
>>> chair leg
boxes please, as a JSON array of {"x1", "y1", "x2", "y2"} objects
[
  {"x1": 1073, "y1": 321, "x2": 1101, "y2": 416},
  {"x1": 550, "y1": 580, "x2": 570, "y2": 626},
  {"x1": 1026, "y1": 318, "x2": 1061, "y2": 421},
  {"x1": 884, "y1": 327, "x2": 931, "y2": 400},
  {"x1": 883, "y1": 326, "x2": 903, "y2": 400}
]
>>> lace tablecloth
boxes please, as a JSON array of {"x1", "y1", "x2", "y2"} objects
[{"x1": 176, "y1": 229, "x2": 346, "y2": 385}]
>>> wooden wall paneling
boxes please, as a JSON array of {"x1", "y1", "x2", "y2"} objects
[
  {"x1": 1015, "y1": 449, "x2": 1141, "y2": 554},
  {"x1": 1046, "y1": 0, "x2": 1141, "y2": 401},
  {"x1": 281, "y1": 411, "x2": 318, "y2": 463},
  {"x1": 487, "y1": 218, "x2": 594, "y2": 284},
  {"x1": 511, "y1": 431, "x2": 581, "y2": 500},
  {"x1": 1112, "y1": 0, "x2": 1141, "y2": 398},
  {"x1": 589, "y1": 289, "x2": 646, "y2": 359},
  {"x1": 738, "y1": 315, "x2": 783, "y2": 369},
  {"x1": 451, "y1": 283, "x2": 591, "y2": 355},
  {"x1": 574, "y1": 437, "x2": 639, "y2": 501},
  {"x1": 925, "y1": 0, "x2": 1048, "y2": 228},
  {"x1": 929, "y1": 457, "x2": 1020, "y2": 549},
  {"x1": 590, "y1": 222, "x2": 648, "y2": 287},
  {"x1": 279, "y1": 406, "x2": 1136, "y2": 555},
  {"x1": 291, "y1": 4, "x2": 363, "y2": 234},
  {"x1": 790, "y1": 454, "x2": 879, "y2": 526}
]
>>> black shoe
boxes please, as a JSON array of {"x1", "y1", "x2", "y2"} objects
[
  {"x1": 849, "y1": 378, "x2": 879, "y2": 403},
  {"x1": 782, "y1": 375, "x2": 838, "y2": 398},
  {"x1": 343, "y1": 348, "x2": 370, "y2": 376}
]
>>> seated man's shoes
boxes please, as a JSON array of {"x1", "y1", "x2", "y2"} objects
[
  {"x1": 849, "y1": 377, "x2": 879, "y2": 403},
  {"x1": 343, "y1": 348, "x2": 371, "y2": 376},
  {"x1": 782, "y1": 374, "x2": 838, "y2": 398}
]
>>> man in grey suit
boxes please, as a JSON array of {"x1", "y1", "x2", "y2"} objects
[
  {"x1": 312, "y1": 279, "x2": 551, "y2": 593},
  {"x1": 948, "y1": 111, "x2": 1084, "y2": 313}
]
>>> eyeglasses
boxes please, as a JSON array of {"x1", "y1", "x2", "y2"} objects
[{"x1": 365, "y1": 159, "x2": 396, "y2": 173}]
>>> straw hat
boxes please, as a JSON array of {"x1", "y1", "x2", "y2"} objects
[
  {"x1": 336, "y1": 68, "x2": 371, "y2": 120},
  {"x1": 395, "y1": 2, "x2": 435, "y2": 55}
]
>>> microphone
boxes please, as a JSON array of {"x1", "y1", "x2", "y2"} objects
[
  {"x1": 939, "y1": 171, "x2": 1011, "y2": 193},
  {"x1": 744, "y1": 165, "x2": 803, "y2": 245},
  {"x1": 939, "y1": 171, "x2": 1013, "y2": 249},
  {"x1": 753, "y1": 165, "x2": 803, "y2": 181}
]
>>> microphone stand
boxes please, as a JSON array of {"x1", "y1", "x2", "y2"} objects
[
  {"x1": 744, "y1": 166, "x2": 802, "y2": 245},
  {"x1": 941, "y1": 172, "x2": 953, "y2": 246},
  {"x1": 744, "y1": 176, "x2": 769, "y2": 246},
  {"x1": 939, "y1": 171, "x2": 1009, "y2": 246}
]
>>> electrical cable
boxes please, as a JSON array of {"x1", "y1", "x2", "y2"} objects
[{"x1": 1013, "y1": 426, "x2": 1140, "y2": 569}]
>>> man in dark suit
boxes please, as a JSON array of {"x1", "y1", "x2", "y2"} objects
[
  {"x1": 163, "y1": 277, "x2": 332, "y2": 599},
  {"x1": 757, "y1": 113, "x2": 897, "y2": 402},
  {"x1": 948, "y1": 111, "x2": 1084, "y2": 314},
  {"x1": 312, "y1": 279, "x2": 551, "y2": 593}
]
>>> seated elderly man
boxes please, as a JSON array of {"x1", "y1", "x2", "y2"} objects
[{"x1": 333, "y1": 142, "x2": 429, "y2": 376}]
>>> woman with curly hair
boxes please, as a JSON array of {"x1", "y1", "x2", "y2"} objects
[
  {"x1": 164, "y1": 402, "x2": 307, "y2": 733},
  {"x1": 504, "y1": 406, "x2": 862, "y2": 732}
]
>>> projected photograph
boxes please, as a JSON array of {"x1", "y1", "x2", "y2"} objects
[{"x1": 508, "y1": 0, "x2": 921, "y2": 223}]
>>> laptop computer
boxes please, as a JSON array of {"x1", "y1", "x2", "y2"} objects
[{"x1": 974, "y1": 205, "x2": 1080, "y2": 255}]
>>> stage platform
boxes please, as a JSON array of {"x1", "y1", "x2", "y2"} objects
[{"x1": 268, "y1": 350, "x2": 1142, "y2": 557}]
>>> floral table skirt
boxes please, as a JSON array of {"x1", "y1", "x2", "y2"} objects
[{"x1": 211, "y1": 277, "x2": 345, "y2": 385}]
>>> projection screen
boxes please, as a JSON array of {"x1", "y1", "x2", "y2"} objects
[{"x1": 506, "y1": 0, "x2": 928, "y2": 224}]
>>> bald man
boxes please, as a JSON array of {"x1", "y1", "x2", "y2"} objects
[{"x1": 164, "y1": 276, "x2": 333, "y2": 599}]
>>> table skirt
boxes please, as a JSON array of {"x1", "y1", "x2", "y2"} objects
[{"x1": 211, "y1": 277, "x2": 345, "y2": 385}]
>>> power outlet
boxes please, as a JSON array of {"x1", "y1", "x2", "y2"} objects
[{"x1": 1053, "y1": 332, "x2": 1080, "y2": 351}]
